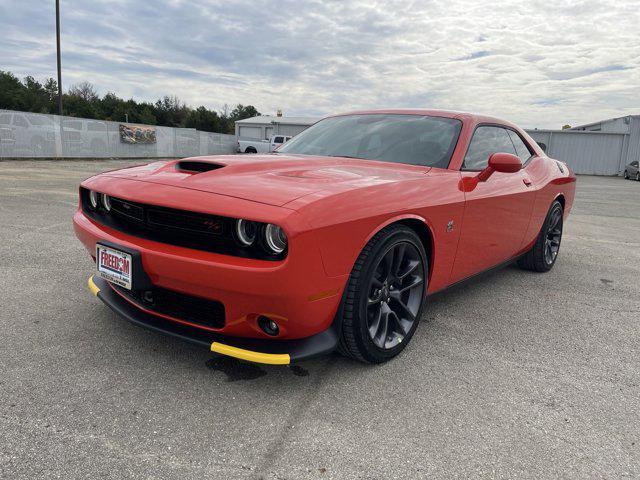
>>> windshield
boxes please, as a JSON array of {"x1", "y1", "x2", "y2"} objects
[{"x1": 277, "y1": 114, "x2": 462, "y2": 168}]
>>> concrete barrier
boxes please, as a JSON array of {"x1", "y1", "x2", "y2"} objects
[{"x1": 0, "y1": 109, "x2": 236, "y2": 159}]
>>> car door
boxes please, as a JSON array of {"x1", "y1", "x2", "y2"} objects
[
  {"x1": 271, "y1": 136, "x2": 284, "y2": 151},
  {"x1": 450, "y1": 125, "x2": 537, "y2": 283}
]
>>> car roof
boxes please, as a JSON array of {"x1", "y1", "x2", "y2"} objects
[{"x1": 330, "y1": 109, "x2": 519, "y2": 129}]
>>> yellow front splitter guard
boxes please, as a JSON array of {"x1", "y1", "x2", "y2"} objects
[
  {"x1": 211, "y1": 342, "x2": 291, "y2": 365},
  {"x1": 88, "y1": 275, "x2": 101, "y2": 296}
]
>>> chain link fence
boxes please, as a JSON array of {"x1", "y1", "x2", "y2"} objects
[{"x1": 0, "y1": 109, "x2": 237, "y2": 159}]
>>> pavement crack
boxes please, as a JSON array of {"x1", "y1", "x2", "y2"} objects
[{"x1": 254, "y1": 359, "x2": 334, "y2": 479}]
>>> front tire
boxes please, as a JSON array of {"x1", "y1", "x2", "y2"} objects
[
  {"x1": 636, "y1": 172, "x2": 640, "y2": 182},
  {"x1": 337, "y1": 225, "x2": 428, "y2": 363},
  {"x1": 517, "y1": 200, "x2": 563, "y2": 272},
  {"x1": 624, "y1": 170, "x2": 629, "y2": 179}
]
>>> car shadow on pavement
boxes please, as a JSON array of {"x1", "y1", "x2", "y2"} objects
[{"x1": 204, "y1": 356, "x2": 311, "y2": 382}]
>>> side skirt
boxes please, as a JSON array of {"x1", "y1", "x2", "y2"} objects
[{"x1": 426, "y1": 253, "x2": 526, "y2": 300}]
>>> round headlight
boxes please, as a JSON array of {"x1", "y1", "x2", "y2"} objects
[
  {"x1": 101, "y1": 194, "x2": 112, "y2": 212},
  {"x1": 264, "y1": 224, "x2": 287, "y2": 254},
  {"x1": 88, "y1": 190, "x2": 99, "y2": 210},
  {"x1": 235, "y1": 219, "x2": 258, "y2": 246}
]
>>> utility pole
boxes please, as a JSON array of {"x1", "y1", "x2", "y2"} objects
[{"x1": 55, "y1": 0, "x2": 63, "y2": 116}]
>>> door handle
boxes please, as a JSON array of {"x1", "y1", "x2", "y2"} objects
[{"x1": 523, "y1": 178, "x2": 532, "y2": 187}]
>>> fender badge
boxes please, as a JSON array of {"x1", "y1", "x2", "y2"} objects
[{"x1": 447, "y1": 220, "x2": 454, "y2": 232}]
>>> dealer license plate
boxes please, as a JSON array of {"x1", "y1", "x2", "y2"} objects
[{"x1": 96, "y1": 244, "x2": 132, "y2": 290}]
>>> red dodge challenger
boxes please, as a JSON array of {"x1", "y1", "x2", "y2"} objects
[{"x1": 74, "y1": 110, "x2": 576, "y2": 364}]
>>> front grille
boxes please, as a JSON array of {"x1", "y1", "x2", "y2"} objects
[
  {"x1": 111, "y1": 197, "x2": 144, "y2": 222},
  {"x1": 80, "y1": 188, "x2": 285, "y2": 260},
  {"x1": 113, "y1": 283, "x2": 225, "y2": 329},
  {"x1": 146, "y1": 207, "x2": 225, "y2": 235}
]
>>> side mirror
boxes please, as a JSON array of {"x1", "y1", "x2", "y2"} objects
[{"x1": 477, "y1": 152, "x2": 522, "y2": 181}]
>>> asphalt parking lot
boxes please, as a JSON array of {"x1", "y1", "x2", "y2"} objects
[{"x1": 1, "y1": 160, "x2": 639, "y2": 479}]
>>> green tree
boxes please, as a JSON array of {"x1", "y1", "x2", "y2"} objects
[
  {"x1": 68, "y1": 81, "x2": 98, "y2": 102},
  {"x1": 62, "y1": 93, "x2": 99, "y2": 119},
  {"x1": 154, "y1": 95, "x2": 189, "y2": 127},
  {"x1": 0, "y1": 71, "x2": 24, "y2": 110},
  {"x1": 21, "y1": 76, "x2": 52, "y2": 113},
  {"x1": 184, "y1": 106, "x2": 221, "y2": 132},
  {"x1": 137, "y1": 105, "x2": 157, "y2": 125},
  {"x1": 217, "y1": 104, "x2": 261, "y2": 134},
  {"x1": 98, "y1": 92, "x2": 122, "y2": 120},
  {"x1": 43, "y1": 78, "x2": 59, "y2": 112},
  {"x1": 229, "y1": 104, "x2": 260, "y2": 122}
]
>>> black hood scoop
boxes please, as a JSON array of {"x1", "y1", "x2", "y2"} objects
[{"x1": 176, "y1": 160, "x2": 225, "y2": 173}]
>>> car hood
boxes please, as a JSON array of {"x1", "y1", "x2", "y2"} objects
[{"x1": 101, "y1": 155, "x2": 430, "y2": 207}]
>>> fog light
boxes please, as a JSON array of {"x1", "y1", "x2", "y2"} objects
[
  {"x1": 142, "y1": 290, "x2": 154, "y2": 305},
  {"x1": 258, "y1": 316, "x2": 279, "y2": 336}
]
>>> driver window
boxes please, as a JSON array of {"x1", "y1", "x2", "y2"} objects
[{"x1": 463, "y1": 126, "x2": 516, "y2": 170}]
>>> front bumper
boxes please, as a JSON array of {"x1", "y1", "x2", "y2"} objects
[
  {"x1": 74, "y1": 208, "x2": 347, "y2": 339},
  {"x1": 89, "y1": 275, "x2": 339, "y2": 364}
]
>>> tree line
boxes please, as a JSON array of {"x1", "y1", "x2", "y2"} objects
[{"x1": 0, "y1": 71, "x2": 260, "y2": 134}]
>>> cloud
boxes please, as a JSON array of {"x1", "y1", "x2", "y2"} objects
[
  {"x1": 0, "y1": 0, "x2": 638, "y2": 128},
  {"x1": 456, "y1": 50, "x2": 492, "y2": 61}
]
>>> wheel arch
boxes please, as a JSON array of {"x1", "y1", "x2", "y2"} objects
[{"x1": 361, "y1": 214, "x2": 435, "y2": 283}]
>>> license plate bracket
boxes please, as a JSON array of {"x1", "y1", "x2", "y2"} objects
[
  {"x1": 95, "y1": 241, "x2": 153, "y2": 292},
  {"x1": 96, "y1": 244, "x2": 133, "y2": 290}
]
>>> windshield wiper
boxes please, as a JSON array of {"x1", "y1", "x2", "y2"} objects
[{"x1": 325, "y1": 154, "x2": 363, "y2": 159}]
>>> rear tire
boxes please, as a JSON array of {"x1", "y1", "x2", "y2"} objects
[
  {"x1": 245, "y1": 147, "x2": 257, "y2": 154},
  {"x1": 636, "y1": 172, "x2": 640, "y2": 182},
  {"x1": 337, "y1": 225, "x2": 428, "y2": 363},
  {"x1": 517, "y1": 201, "x2": 563, "y2": 272}
]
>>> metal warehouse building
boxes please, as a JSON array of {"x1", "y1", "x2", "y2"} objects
[
  {"x1": 236, "y1": 114, "x2": 640, "y2": 176},
  {"x1": 235, "y1": 115, "x2": 320, "y2": 141},
  {"x1": 527, "y1": 115, "x2": 640, "y2": 176}
]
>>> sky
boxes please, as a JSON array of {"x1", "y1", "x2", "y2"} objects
[{"x1": 1, "y1": 0, "x2": 639, "y2": 129}]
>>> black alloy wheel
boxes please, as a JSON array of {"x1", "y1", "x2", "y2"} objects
[
  {"x1": 544, "y1": 206, "x2": 563, "y2": 266},
  {"x1": 337, "y1": 225, "x2": 428, "y2": 363},
  {"x1": 517, "y1": 200, "x2": 564, "y2": 272},
  {"x1": 366, "y1": 242, "x2": 424, "y2": 349}
]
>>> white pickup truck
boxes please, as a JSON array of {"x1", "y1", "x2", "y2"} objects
[{"x1": 237, "y1": 134, "x2": 292, "y2": 154}]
